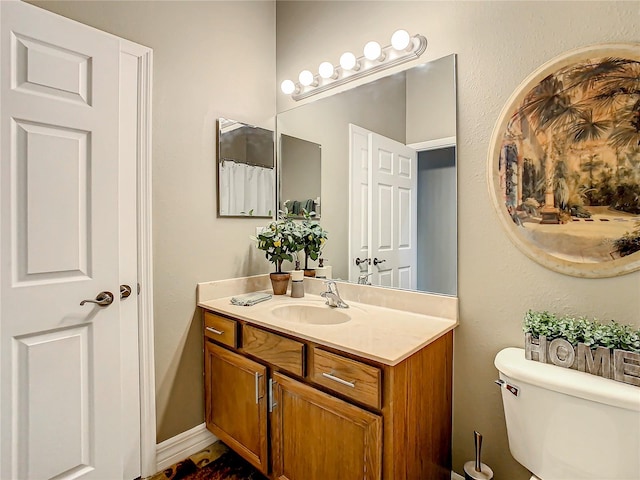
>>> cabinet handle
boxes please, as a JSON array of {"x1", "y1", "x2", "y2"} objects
[
  {"x1": 206, "y1": 326, "x2": 224, "y2": 335},
  {"x1": 268, "y1": 379, "x2": 278, "y2": 412},
  {"x1": 255, "y1": 372, "x2": 263, "y2": 404},
  {"x1": 321, "y1": 372, "x2": 356, "y2": 388}
]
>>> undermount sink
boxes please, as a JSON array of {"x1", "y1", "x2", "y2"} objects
[{"x1": 269, "y1": 303, "x2": 351, "y2": 325}]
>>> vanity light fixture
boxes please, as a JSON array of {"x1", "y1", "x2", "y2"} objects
[
  {"x1": 391, "y1": 29, "x2": 411, "y2": 51},
  {"x1": 280, "y1": 79, "x2": 297, "y2": 95},
  {"x1": 281, "y1": 29, "x2": 427, "y2": 101},
  {"x1": 298, "y1": 69, "x2": 317, "y2": 87},
  {"x1": 363, "y1": 41, "x2": 384, "y2": 61},
  {"x1": 339, "y1": 52, "x2": 359, "y2": 71},
  {"x1": 318, "y1": 61, "x2": 338, "y2": 80}
]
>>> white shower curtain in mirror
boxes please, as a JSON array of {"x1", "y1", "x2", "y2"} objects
[{"x1": 219, "y1": 160, "x2": 274, "y2": 216}]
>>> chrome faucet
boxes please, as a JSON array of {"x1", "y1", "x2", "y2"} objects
[{"x1": 320, "y1": 281, "x2": 349, "y2": 308}]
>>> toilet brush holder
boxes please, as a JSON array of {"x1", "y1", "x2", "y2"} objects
[{"x1": 463, "y1": 431, "x2": 494, "y2": 480}]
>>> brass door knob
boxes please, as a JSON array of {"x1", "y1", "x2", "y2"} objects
[
  {"x1": 120, "y1": 284, "x2": 132, "y2": 299},
  {"x1": 80, "y1": 291, "x2": 114, "y2": 307}
]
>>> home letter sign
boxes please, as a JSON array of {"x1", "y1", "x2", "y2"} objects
[{"x1": 524, "y1": 334, "x2": 640, "y2": 387}]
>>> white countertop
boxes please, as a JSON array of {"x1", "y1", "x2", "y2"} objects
[{"x1": 198, "y1": 291, "x2": 457, "y2": 366}]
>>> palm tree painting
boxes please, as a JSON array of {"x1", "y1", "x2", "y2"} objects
[{"x1": 489, "y1": 44, "x2": 640, "y2": 278}]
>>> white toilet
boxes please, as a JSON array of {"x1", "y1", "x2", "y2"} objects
[{"x1": 495, "y1": 347, "x2": 640, "y2": 480}]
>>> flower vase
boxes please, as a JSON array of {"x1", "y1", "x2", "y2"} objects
[{"x1": 270, "y1": 272, "x2": 290, "y2": 295}]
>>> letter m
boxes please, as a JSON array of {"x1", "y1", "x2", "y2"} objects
[{"x1": 577, "y1": 344, "x2": 611, "y2": 379}]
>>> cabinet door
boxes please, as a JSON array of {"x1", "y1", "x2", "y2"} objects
[
  {"x1": 205, "y1": 342, "x2": 268, "y2": 474},
  {"x1": 271, "y1": 372, "x2": 382, "y2": 480}
]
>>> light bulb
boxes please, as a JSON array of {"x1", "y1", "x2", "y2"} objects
[
  {"x1": 280, "y1": 79, "x2": 296, "y2": 95},
  {"x1": 391, "y1": 29, "x2": 411, "y2": 51},
  {"x1": 339, "y1": 52, "x2": 359, "y2": 71},
  {"x1": 363, "y1": 41, "x2": 384, "y2": 61},
  {"x1": 298, "y1": 70, "x2": 315, "y2": 86},
  {"x1": 318, "y1": 61, "x2": 336, "y2": 79}
]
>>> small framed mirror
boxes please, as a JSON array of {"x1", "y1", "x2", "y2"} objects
[
  {"x1": 217, "y1": 117, "x2": 275, "y2": 217},
  {"x1": 278, "y1": 134, "x2": 322, "y2": 218}
]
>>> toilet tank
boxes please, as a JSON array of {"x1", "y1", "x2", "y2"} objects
[{"x1": 495, "y1": 347, "x2": 640, "y2": 480}]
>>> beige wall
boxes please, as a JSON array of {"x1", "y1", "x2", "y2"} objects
[
  {"x1": 27, "y1": 0, "x2": 277, "y2": 443},
  {"x1": 276, "y1": 1, "x2": 640, "y2": 479}
]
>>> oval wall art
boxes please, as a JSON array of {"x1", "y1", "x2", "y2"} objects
[{"x1": 488, "y1": 44, "x2": 640, "y2": 278}]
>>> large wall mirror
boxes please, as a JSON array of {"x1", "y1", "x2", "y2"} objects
[
  {"x1": 279, "y1": 134, "x2": 322, "y2": 217},
  {"x1": 217, "y1": 117, "x2": 275, "y2": 217},
  {"x1": 277, "y1": 54, "x2": 457, "y2": 295}
]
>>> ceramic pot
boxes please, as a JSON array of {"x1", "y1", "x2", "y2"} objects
[
  {"x1": 270, "y1": 272, "x2": 290, "y2": 295},
  {"x1": 303, "y1": 269, "x2": 316, "y2": 278}
]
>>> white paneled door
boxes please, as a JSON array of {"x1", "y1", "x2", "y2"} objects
[
  {"x1": 348, "y1": 124, "x2": 371, "y2": 284},
  {"x1": 369, "y1": 131, "x2": 417, "y2": 290},
  {"x1": 349, "y1": 125, "x2": 417, "y2": 290},
  {"x1": 0, "y1": 2, "x2": 146, "y2": 479}
]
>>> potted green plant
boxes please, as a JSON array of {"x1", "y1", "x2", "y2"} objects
[
  {"x1": 524, "y1": 310, "x2": 640, "y2": 353},
  {"x1": 299, "y1": 210, "x2": 328, "y2": 277},
  {"x1": 254, "y1": 212, "x2": 303, "y2": 294}
]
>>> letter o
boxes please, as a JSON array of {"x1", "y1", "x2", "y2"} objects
[{"x1": 549, "y1": 338, "x2": 575, "y2": 368}]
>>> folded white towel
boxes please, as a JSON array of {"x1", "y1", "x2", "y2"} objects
[{"x1": 230, "y1": 292, "x2": 272, "y2": 306}]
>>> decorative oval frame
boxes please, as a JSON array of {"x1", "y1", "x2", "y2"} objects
[{"x1": 488, "y1": 43, "x2": 640, "y2": 278}]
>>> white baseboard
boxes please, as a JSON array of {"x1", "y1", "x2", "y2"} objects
[
  {"x1": 452, "y1": 472, "x2": 465, "y2": 480},
  {"x1": 155, "y1": 423, "x2": 218, "y2": 472}
]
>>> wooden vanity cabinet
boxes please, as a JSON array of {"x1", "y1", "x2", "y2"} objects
[
  {"x1": 202, "y1": 309, "x2": 453, "y2": 480},
  {"x1": 271, "y1": 372, "x2": 382, "y2": 480},
  {"x1": 204, "y1": 341, "x2": 269, "y2": 474}
]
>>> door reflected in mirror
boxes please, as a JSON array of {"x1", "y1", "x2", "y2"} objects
[
  {"x1": 279, "y1": 134, "x2": 321, "y2": 218},
  {"x1": 277, "y1": 54, "x2": 457, "y2": 296},
  {"x1": 217, "y1": 117, "x2": 275, "y2": 217}
]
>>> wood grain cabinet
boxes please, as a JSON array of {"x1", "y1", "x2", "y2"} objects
[
  {"x1": 204, "y1": 341, "x2": 268, "y2": 474},
  {"x1": 202, "y1": 309, "x2": 453, "y2": 480},
  {"x1": 271, "y1": 372, "x2": 382, "y2": 480}
]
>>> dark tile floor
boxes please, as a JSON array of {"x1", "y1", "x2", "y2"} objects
[{"x1": 147, "y1": 442, "x2": 266, "y2": 480}]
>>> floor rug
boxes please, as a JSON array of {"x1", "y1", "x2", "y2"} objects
[{"x1": 148, "y1": 442, "x2": 267, "y2": 480}]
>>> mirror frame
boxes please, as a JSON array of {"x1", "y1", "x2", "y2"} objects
[{"x1": 488, "y1": 44, "x2": 640, "y2": 278}]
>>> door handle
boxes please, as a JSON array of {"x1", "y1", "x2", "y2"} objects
[
  {"x1": 120, "y1": 285, "x2": 132, "y2": 299},
  {"x1": 355, "y1": 257, "x2": 370, "y2": 266},
  {"x1": 80, "y1": 291, "x2": 114, "y2": 307},
  {"x1": 255, "y1": 372, "x2": 264, "y2": 404},
  {"x1": 268, "y1": 378, "x2": 278, "y2": 412},
  {"x1": 373, "y1": 258, "x2": 386, "y2": 266}
]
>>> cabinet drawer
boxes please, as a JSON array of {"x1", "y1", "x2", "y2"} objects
[
  {"x1": 311, "y1": 348, "x2": 381, "y2": 409},
  {"x1": 204, "y1": 312, "x2": 238, "y2": 348},
  {"x1": 242, "y1": 325, "x2": 305, "y2": 377}
]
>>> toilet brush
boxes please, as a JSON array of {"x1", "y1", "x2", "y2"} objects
[{"x1": 463, "y1": 431, "x2": 494, "y2": 480}]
